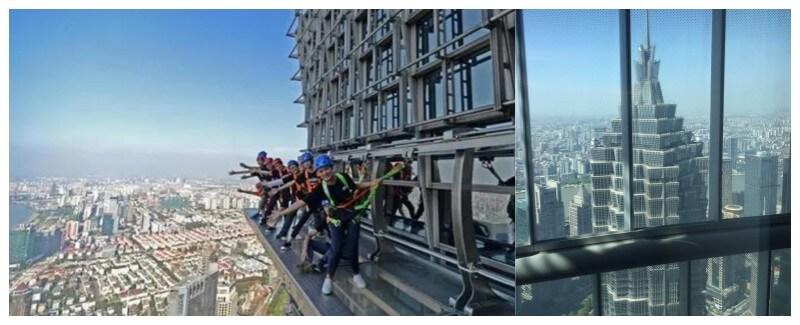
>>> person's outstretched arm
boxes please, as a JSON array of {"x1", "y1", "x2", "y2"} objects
[
  {"x1": 266, "y1": 200, "x2": 307, "y2": 225},
  {"x1": 268, "y1": 181, "x2": 296, "y2": 197},
  {"x1": 237, "y1": 189, "x2": 260, "y2": 196}
]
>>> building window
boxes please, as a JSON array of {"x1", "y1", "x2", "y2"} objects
[
  {"x1": 383, "y1": 90, "x2": 400, "y2": 130},
  {"x1": 377, "y1": 44, "x2": 393, "y2": 85},
  {"x1": 416, "y1": 13, "x2": 435, "y2": 65},
  {"x1": 423, "y1": 70, "x2": 443, "y2": 120},
  {"x1": 448, "y1": 49, "x2": 493, "y2": 113},
  {"x1": 369, "y1": 99, "x2": 380, "y2": 133},
  {"x1": 438, "y1": 10, "x2": 486, "y2": 51}
]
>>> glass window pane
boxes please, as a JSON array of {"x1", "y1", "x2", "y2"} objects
[
  {"x1": 516, "y1": 276, "x2": 595, "y2": 315},
  {"x1": 423, "y1": 70, "x2": 443, "y2": 120},
  {"x1": 448, "y1": 50, "x2": 493, "y2": 113},
  {"x1": 629, "y1": 9, "x2": 712, "y2": 229},
  {"x1": 523, "y1": 9, "x2": 621, "y2": 241},
  {"x1": 769, "y1": 248, "x2": 790, "y2": 315},
  {"x1": 723, "y1": 10, "x2": 791, "y2": 217},
  {"x1": 473, "y1": 191, "x2": 513, "y2": 265},
  {"x1": 415, "y1": 13, "x2": 435, "y2": 66}
]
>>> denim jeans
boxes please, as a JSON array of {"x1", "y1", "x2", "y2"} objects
[{"x1": 326, "y1": 210, "x2": 361, "y2": 277}]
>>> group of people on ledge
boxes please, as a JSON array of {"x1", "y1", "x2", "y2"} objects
[{"x1": 230, "y1": 151, "x2": 398, "y2": 295}]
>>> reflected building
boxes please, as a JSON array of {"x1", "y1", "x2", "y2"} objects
[
  {"x1": 589, "y1": 13, "x2": 708, "y2": 315},
  {"x1": 705, "y1": 205, "x2": 745, "y2": 315}
]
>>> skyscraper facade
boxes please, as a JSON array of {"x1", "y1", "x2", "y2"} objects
[
  {"x1": 589, "y1": 12, "x2": 708, "y2": 315},
  {"x1": 534, "y1": 180, "x2": 565, "y2": 240},
  {"x1": 167, "y1": 264, "x2": 219, "y2": 316},
  {"x1": 744, "y1": 152, "x2": 779, "y2": 217}
]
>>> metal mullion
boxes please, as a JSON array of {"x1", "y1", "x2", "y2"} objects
[
  {"x1": 618, "y1": 9, "x2": 634, "y2": 231},
  {"x1": 755, "y1": 250, "x2": 771, "y2": 315},
  {"x1": 679, "y1": 260, "x2": 690, "y2": 315},
  {"x1": 515, "y1": 10, "x2": 537, "y2": 245},
  {"x1": 709, "y1": 9, "x2": 726, "y2": 222},
  {"x1": 593, "y1": 273, "x2": 603, "y2": 315},
  {"x1": 765, "y1": 249, "x2": 773, "y2": 315}
]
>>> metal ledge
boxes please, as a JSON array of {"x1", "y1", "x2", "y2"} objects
[{"x1": 515, "y1": 214, "x2": 790, "y2": 284}]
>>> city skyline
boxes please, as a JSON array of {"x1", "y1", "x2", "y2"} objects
[
  {"x1": 10, "y1": 10, "x2": 305, "y2": 178},
  {"x1": 524, "y1": 9, "x2": 790, "y2": 118}
]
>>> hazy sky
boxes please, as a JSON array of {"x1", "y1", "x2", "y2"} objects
[
  {"x1": 10, "y1": 10, "x2": 304, "y2": 178},
  {"x1": 524, "y1": 9, "x2": 791, "y2": 119}
]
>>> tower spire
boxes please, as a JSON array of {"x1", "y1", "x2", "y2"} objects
[{"x1": 644, "y1": 10, "x2": 651, "y2": 49}]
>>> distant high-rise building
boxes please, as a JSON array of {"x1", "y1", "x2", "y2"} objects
[
  {"x1": 9, "y1": 288, "x2": 33, "y2": 316},
  {"x1": 727, "y1": 137, "x2": 739, "y2": 164},
  {"x1": 81, "y1": 219, "x2": 92, "y2": 237},
  {"x1": 568, "y1": 185, "x2": 592, "y2": 236},
  {"x1": 780, "y1": 157, "x2": 790, "y2": 214},
  {"x1": 589, "y1": 12, "x2": 707, "y2": 315},
  {"x1": 744, "y1": 152, "x2": 779, "y2": 217},
  {"x1": 101, "y1": 213, "x2": 118, "y2": 236},
  {"x1": 215, "y1": 280, "x2": 238, "y2": 316},
  {"x1": 167, "y1": 264, "x2": 219, "y2": 316},
  {"x1": 142, "y1": 212, "x2": 151, "y2": 233},
  {"x1": 10, "y1": 226, "x2": 32, "y2": 265},
  {"x1": 534, "y1": 180, "x2": 565, "y2": 240},
  {"x1": 722, "y1": 158, "x2": 733, "y2": 207},
  {"x1": 65, "y1": 220, "x2": 79, "y2": 241}
]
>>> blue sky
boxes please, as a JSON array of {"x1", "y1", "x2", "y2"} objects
[
  {"x1": 524, "y1": 9, "x2": 791, "y2": 119},
  {"x1": 10, "y1": 10, "x2": 304, "y2": 178}
]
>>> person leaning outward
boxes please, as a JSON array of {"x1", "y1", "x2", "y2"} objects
[
  {"x1": 275, "y1": 159, "x2": 300, "y2": 245},
  {"x1": 285, "y1": 152, "x2": 320, "y2": 246},
  {"x1": 265, "y1": 154, "x2": 380, "y2": 295}
]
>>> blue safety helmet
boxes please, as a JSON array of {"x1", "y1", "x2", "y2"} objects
[
  {"x1": 298, "y1": 152, "x2": 314, "y2": 164},
  {"x1": 313, "y1": 154, "x2": 333, "y2": 172},
  {"x1": 287, "y1": 160, "x2": 299, "y2": 167},
  {"x1": 257, "y1": 151, "x2": 268, "y2": 159}
]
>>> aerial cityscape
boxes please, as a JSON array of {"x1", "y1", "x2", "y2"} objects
[{"x1": 9, "y1": 177, "x2": 297, "y2": 315}]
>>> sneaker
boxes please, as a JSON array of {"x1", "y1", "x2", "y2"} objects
[
  {"x1": 321, "y1": 277, "x2": 333, "y2": 295},
  {"x1": 353, "y1": 274, "x2": 366, "y2": 289},
  {"x1": 280, "y1": 242, "x2": 291, "y2": 251},
  {"x1": 276, "y1": 234, "x2": 286, "y2": 241}
]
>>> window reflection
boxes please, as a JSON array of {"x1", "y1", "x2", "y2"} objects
[
  {"x1": 516, "y1": 276, "x2": 594, "y2": 315},
  {"x1": 423, "y1": 70, "x2": 444, "y2": 120},
  {"x1": 448, "y1": 50, "x2": 493, "y2": 113},
  {"x1": 416, "y1": 13, "x2": 435, "y2": 65}
]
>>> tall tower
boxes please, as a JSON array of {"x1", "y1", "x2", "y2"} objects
[
  {"x1": 744, "y1": 152, "x2": 778, "y2": 217},
  {"x1": 589, "y1": 11, "x2": 708, "y2": 315}
]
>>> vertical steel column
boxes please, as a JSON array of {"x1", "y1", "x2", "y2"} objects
[
  {"x1": 592, "y1": 273, "x2": 603, "y2": 316},
  {"x1": 418, "y1": 155, "x2": 438, "y2": 253},
  {"x1": 489, "y1": 9, "x2": 504, "y2": 110},
  {"x1": 618, "y1": 9, "x2": 634, "y2": 231},
  {"x1": 367, "y1": 157, "x2": 396, "y2": 261},
  {"x1": 451, "y1": 149, "x2": 497, "y2": 314},
  {"x1": 709, "y1": 9, "x2": 726, "y2": 222},
  {"x1": 514, "y1": 9, "x2": 537, "y2": 245},
  {"x1": 754, "y1": 250, "x2": 771, "y2": 315},
  {"x1": 679, "y1": 261, "x2": 691, "y2": 315}
]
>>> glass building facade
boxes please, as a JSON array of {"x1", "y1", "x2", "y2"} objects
[
  {"x1": 261, "y1": 9, "x2": 517, "y2": 315},
  {"x1": 515, "y1": 9, "x2": 790, "y2": 316}
]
